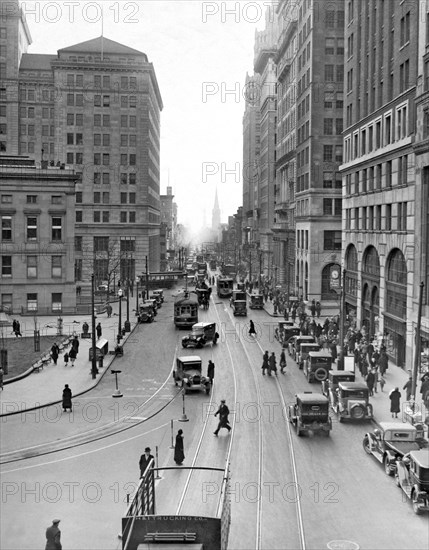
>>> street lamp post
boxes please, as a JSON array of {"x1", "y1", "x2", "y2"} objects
[
  {"x1": 135, "y1": 276, "x2": 140, "y2": 315},
  {"x1": 117, "y1": 288, "x2": 123, "y2": 343},
  {"x1": 124, "y1": 278, "x2": 130, "y2": 332},
  {"x1": 91, "y1": 274, "x2": 98, "y2": 379}
]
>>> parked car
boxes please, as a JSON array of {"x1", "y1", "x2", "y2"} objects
[
  {"x1": 173, "y1": 355, "x2": 211, "y2": 394},
  {"x1": 303, "y1": 350, "x2": 333, "y2": 382},
  {"x1": 232, "y1": 300, "x2": 247, "y2": 316},
  {"x1": 298, "y1": 342, "x2": 321, "y2": 369},
  {"x1": 152, "y1": 289, "x2": 164, "y2": 304},
  {"x1": 150, "y1": 293, "x2": 162, "y2": 308},
  {"x1": 143, "y1": 299, "x2": 157, "y2": 316},
  {"x1": 249, "y1": 294, "x2": 264, "y2": 309},
  {"x1": 287, "y1": 392, "x2": 332, "y2": 437},
  {"x1": 138, "y1": 304, "x2": 154, "y2": 323},
  {"x1": 288, "y1": 335, "x2": 315, "y2": 360},
  {"x1": 362, "y1": 422, "x2": 425, "y2": 476},
  {"x1": 333, "y1": 381, "x2": 373, "y2": 422},
  {"x1": 182, "y1": 322, "x2": 218, "y2": 348},
  {"x1": 395, "y1": 451, "x2": 429, "y2": 514},
  {"x1": 281, "y1": 327, "x2": 301, "y2": 348},
  {"x1": 321, "y1": 370, "x2": 356, "y2": 398}
]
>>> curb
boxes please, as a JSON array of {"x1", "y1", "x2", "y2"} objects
[{"x1": 0, "y1": 322, "x2": 139, "y2": 417}]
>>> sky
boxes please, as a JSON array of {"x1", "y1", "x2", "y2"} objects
[{"x1": 19, "y1": 0, "x2": 271, "y2": 232}]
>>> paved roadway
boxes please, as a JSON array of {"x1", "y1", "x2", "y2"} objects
[{"x1": 1, "y1": 285, "x2": 428, "y2": 550}]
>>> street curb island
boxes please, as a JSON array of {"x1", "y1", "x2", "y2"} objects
[{"x1": 0, "y1": 320, "x2": 139, "y2": 418}]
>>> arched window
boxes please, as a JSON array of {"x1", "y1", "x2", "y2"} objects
[
  {"x1": 345, "y1": 244, "x2": 358, "y2": 272},
  {"x1": 321, "y1": 263, "x2": 341, "y2": 300},
  {"x1": 387, "y1": 249, "x2": 407, "y2": 285},
  {"x1": 362, "y1": 246, "x2": 380, "y2": 278},
  {"x1": 385, "y1": 249, "x2": 407, "y2": 318},
  {"x1": 345, "y1": 244, "x2": 358, "y2": 297}
]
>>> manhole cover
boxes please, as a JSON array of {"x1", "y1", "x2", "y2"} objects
[{"x1": 327, "y1": 541, "x2": 359, "y2": 550}]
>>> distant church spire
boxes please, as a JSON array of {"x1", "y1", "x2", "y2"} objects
[{"x1": 212, "y1": 188, "x2": 221, "y2": 230}]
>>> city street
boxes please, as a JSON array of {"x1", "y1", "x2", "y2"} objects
[{"x1": 1, "y1": 287, "x2": 427, "y2": 550}]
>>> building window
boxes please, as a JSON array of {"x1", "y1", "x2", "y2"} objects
[
  {"x1": 121, "y1": 134, "x2": 128, "y2": 147},
  {"x1": 103, "y1": 95, "x2": 110, "y2": 107},
  {"x1": 129, "y1": 211, "x2": 136, "y2": 223},
  {"x1": 51, "y1": 196, "x2": 62, "y2": 205},
  {"x1": 1, "y1": 256, "x2": 12, "y2": 277},
  {"x1": 102, "y1": 153, "x2": 110, "y2": 166},
  {"x1": 27, "y1": 255, "x2": 37, "y2": 278},
  {"x1": 102, "y1": 211, "x2": 109, "y2": 223},
  {"x1": 400, "y1": 12, "x2": 410, "y2": 46},
  {"x1": 121, "y1": 173, "x2": 127, "y2": 184},
  {"x1": 399, "y1": 60, "x2": 410, "y2": 93},
  {"x1": 102, "y1": 173, "x2": 110, "y2": 185},
  {"x1": 75, "y1": 236, "x2": 82, "y2": 251},
  {"x1": 324, "y1": 92, "x2": 333, "y2": 109},
  {"x1": 120, "y1": 212, "x2": 127, "y2": 223},
  {"x1": 94, "y1": 172, "x2": 101, "y2": 185},
  {"x1": 52, "y1": 293, "x2": 62, "y2": 312},
  {"x1": 323, "y1": 145, "x2": 333, "y2": 161},
  {"x1": 336, "y1": 118, "x2": 343, "y2": 135},
  {"x1": 398, "y1": 202, "x2": 407, "y2": 231},
  {"x1": 325, "y1": 65, "x2": 334, "y2": 82},
  {"x1": 66, "y1": 153, "x2": 74, "y2": 164},
  {"x1": 52, "y1": 218, "x2": 62, "y2": 241},
  {"x1": 51, "y1": 256, "x2": 62, "y2": 278},
  {"x1": 396, "y1": 104, "x2": 408, "y2": 139},
  {"x1": 129, "y1": 173, "x2": 136, "y2": 184},
  {"x1": 121, "y1": 192, "x2": 127, "y2": 204},
  {"x1": 94, "y1": 236, "x2": 109, "y2": 252},
  {"x1": 129, "y1": 154, "x2": 136, "y2": 165},
  {"x1": 94, "y1": 192, "x2": 101, "y2": 203},
  {"x1": 334, "y1": 199, "x2": 342, "y2": 216},
  {"x1": 102, "y1": 115, "x2": 110, "y2": 127},
  {"x1": 76, "y1": 211, "x2": 82, "y2": 223},
  {"x1": 323, "y1": 198, "x2": 332, "y2": 215},
  {"x1": 385, "y1": 114, "x2": 392, "y2": 144},
  {"x1": 129, "y1": 193, "x2": 136, "y2": 204},
  {"x1": 323, "y1": 230, "x2": 341, "y2": 250},
  {"x1": 26, "y1": 195, "x2": 37, "y2": 204},
  {"x1": 103, "y1": 134, "x2": 110, "y2": 146},
  {"x1": 94, "y1": 134, "x2": 101, "y2": 146},
  {"x1": 325, "y1": 38, "x2": 335, "y2": 54},
  {"x1": 94, "y1": 115, "x2": 101, "y2": 126},
  {"x1": 1, "y1": 216, "x2": 12, "y2": 240},
  {"x1": 324, "y1": 118, "x2": 333, "y2": 135},
  {"x1": 27, "y1": 217, "x2": 37, "y2": 241},
  {"x1": 27, "y1": 293, "x2": 38, "y2": 311}
]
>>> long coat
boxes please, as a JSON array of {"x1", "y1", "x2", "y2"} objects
[
  {"x1": 269, "y1": 354, "x2": 277, "y2": 373},
  {"x1": 62, "y1": 387, "x2": 72, "y2": 410},
  {"x1": 45, "y1": 524, "x2": 61, "y2": 550},
  {"x1": 207, "y1": 362, "x2": 215, "y2": 382},
  {"x1": 139, "y1": 453, "x2": 154, "y2": 477},
  {"x1": 366, "y1": 371, "x2": 375, "y2": 391},
  {"x1": 262, "y1": 353, "x2": 269, "y2": 372},
  {"x1": 215, "y1": 404, "x2": 230, "y2": 427},
  {"x1": 174, "y1": 433, "x2": 185, "y2": 464},
  {"x1": 389, "y1": 389, "x2": 401, "y2": 413}
]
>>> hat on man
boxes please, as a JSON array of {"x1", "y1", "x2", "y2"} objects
[
  {"x1": 144, "y1": 447, "x2": 151, "y2": 452},
  {"x1": 221, "y1": 399, "x2": 225, "y2": 403},
  {"x1": 52, "y1": 519, "x2": 61, "y2": 524}
]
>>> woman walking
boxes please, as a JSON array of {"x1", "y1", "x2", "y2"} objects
[
  {"x1": 62, "y1": 384, "x2": 72, "y2": 412},
  {"x1": 280, "y1": 350, "x2": 287, "y2": 374},
  {"x1": 261, "y1": 351, "x2": 269, "y2": 376},
  {"x1": 174, "y1": 429, "x2": 185, "y2": 465},
  {"x1": 389, "y1": 387, "x2": 401, "y2": 418},
  {"x1": 248, "y1": 320, "x2": 256, "y2": 337}
]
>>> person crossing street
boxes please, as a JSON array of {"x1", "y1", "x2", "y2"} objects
[{"x1": 214, "y1": 399, "x2": 231, "y2": 436}]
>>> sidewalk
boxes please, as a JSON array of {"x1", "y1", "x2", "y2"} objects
[
  {"x1": 0, "y1": 300, "x2": 138, "y2": 416},
  {"x1": 261, "y1": 296, "x2": 425, "y2": 428}
]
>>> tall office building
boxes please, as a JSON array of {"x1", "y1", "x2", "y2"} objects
[
  {"x1": 1, "y1": 4, "x2": 163, "y2": 288},
  {"x1": 212, "y1": 188, "x2": 221, "y2": 231},
  {"x1": 341, "y1": 0, "x2": 419, "y2": 368},
  {"x1": 273, "y1": 0, "x2": 298, "y2": 291}
]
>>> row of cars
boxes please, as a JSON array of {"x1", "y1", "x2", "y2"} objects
[
  {"x1": 283, "y1": 325, "x2": 429, "y2": 515},
  {"x1": 137, "y1": 290, "x2": 164, "y2": 322}
]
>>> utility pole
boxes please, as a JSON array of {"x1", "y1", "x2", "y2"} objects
[
  {"x1": 145, "y1": 255, "x2": 149, "y2": 300},
  {"x1": 412, "y1": 282, "x2": 425, "y2": 401},
  {"x1": 91, "y1": 274, "x2": 98, "y2": 379},
  {"x1": 339, "y1": 268, "x2": 347, "y2": 356}
]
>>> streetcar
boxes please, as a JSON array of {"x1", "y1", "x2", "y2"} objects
[
  {"x1": 217, "y1": 276, "x2": 234, "y2": 298},
  {"x1": 174, "y1": 291, "x2": 199, "y2": 328},
  {"x1": 140, "y1": 270, "x2": 184, "y2": 290},
  {"x1": 197, "y1": 262, "x2": 207, "y2": 276}
]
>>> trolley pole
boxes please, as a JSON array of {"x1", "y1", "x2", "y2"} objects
[{"x1": 412, "y1": 282, "x2": 425, "y2": 401}]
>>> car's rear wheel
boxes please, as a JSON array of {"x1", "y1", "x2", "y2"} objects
[
  {"x1": 350, "y1": 405, "x2": 365, "y2": 420},
  {"x1": 362, "y1": 436, "x2": 372, "y2": 454},
  {"x1": 384, "y1": 456, "x2": 393, "y2": 476}
]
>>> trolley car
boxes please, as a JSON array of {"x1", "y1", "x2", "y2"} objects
[
  {"x1": 217, "y1": 276, "x2": 234, "y2": 298},
  {"x1": 174, "y1": 291, "x2": 199, "y2": 328}
]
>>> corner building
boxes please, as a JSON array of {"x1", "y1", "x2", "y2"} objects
[{"x1": 341, "y1": 0, "x2": 419, "y2": 369}]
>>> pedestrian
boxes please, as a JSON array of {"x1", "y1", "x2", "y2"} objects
[
  {"x1": 214, "y1": 399, "x2": 232, "y2": 436},
  {"x1": 50, "y1": 343, "x2": 59, "y2": 365},
  {"x1": 378, "y1": 372, "x2": 386, "y2": 392},
  {"x1": 372, "y1": 368, "x2": 379, "y2": 393},
  {"x1": 269, "y1": 352, "x2": 277, "y2": 376},
  {"x1": 63, "y1": 352, "x2": 69, "y2": 367},
  {"x1": 207, "y1": 360, "x2": 215, "y2": 384},
  {"x1": 248, "y1": 320, "x2": 256, "y2": 337},
  {"x1": 68, "y1": 346, "x2": 77, "y2": 367},
  {"x1": 174, "y1": 429, "x2": 185, "y2": 465},
  {"x1": 62, "y1": 384, "x2": 72, "y2": 412},
  {"x1": 261, "y1": 351, "x2": 269, "y2": 376},
  {"x1": 403, "y1": 376, "x2": 413, "y2": 401},
  {"x1": 12, "y1": 319, "x2": 22, "y2": 337},
  {"x1": 315, "y1": 301, "x2": 321, "y2": 318},
  {"x1": 76, "y1": 284, "x2": 81, "y2": 296},
  {"x1": 72, "y1": 336, "x2": 79, "y2": 355},
  {"x1": 330, "y1": 341, "x2": 338, "y2": 363},
  {"x1": 389, "y1": 387, "x2": 402, "y2": 418},
  {"x1": 106, "y1": 304, "x2": 113, "y2": 318},
  {"x1": 0, "y1": 367, "x2": 4, "y2": 390},
  {"x1": 82, "y1": 321, "x2": 89, "y2": 336},
  {"x1": 96, "y1": 322, "x2": 102, "y2": 339},
  {"x1": 139, "y1": 447, "x2": 154, "y2": 478},
  {"x1": 378, "y1": 350, "x2": 389, "y2": 375},
  {"x1": 280, "y1": 350, "x2": 287, "y2": 374},
  {"x1": 284, "y1": 308, "x2": 289, "y2": 321},
  {"x1": 420, "y1": 377, "x2": 429, "y2": 408},
  {"x1": 365, "y1": 369, "x2": 375, "y2": 396},
  {"x1": 45, "y1": 518, "x2": 62, "y2": 550},
  {"x1": 310, "y1": 299, "x2": 316, "y2": 317}
]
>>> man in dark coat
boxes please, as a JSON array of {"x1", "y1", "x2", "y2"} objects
[
  {"x1": 62, "y1": 385, "x2": 72, "y2": 412},
  {"x1": 174, "y1": 429, "x2": 185, "y2": 465},
  {"x1": 72, "y1": 336, "x2": 79, "y2": 355},
  {"x1": 315, "y1": 301, "x2": 321, "y2": 318},
  {"x1": 269, "y1": 352, "x2": 277, "y2": 376},
  {"x1": 378, "y1": 350, "x2": 389, "y2": 375},
  {"x1": 207, "y1": 360, "x2": 215, "y2": 384},
  {"x1": 403, "y1": 377, "x2": 413, "y2": 401},
  {"x1": 261, "y1": 351, "x2": 269, "y2": 376},
  {"x1": 139, "y1": 447, "x2": 154, "y2": 478},
  {"x1": 51, "y1": 343, "x2": 59, "y2": 365},
  {"x1": 68, "y1": 346, "x2": 77, "y2": 367},
  {"x1": 96, "y1": 322, "x2": 102, "y2": 339},
  {"x1": 330, "y1": 342, "x2": 338, "y2": 362},
  {"x1": 45, "y1": 519, "x2": 61, "y2": 550},
  {"x1": 366, "y1": 370, "x2": 375, "y2": 396},
  {"x1": 389, "y1": 387, "x2": 401, "y2": 418},
  {"x1": 310, "y1": 299, "x2": 316, "y2": 317},
  {"x1": 214, "y1": 400, "x2": 231, "y2": 435}
]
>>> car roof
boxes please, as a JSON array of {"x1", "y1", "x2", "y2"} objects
[
  {"x1": 178, "y1": 356, "x2": 202, "y2": 362},
  {"x1": 409, "y1": 450, "x2": 429, "y2": 468},
  {"x1": 192, "y1": 322, "x2": 214, "y2": 328},
  {"x1": 300, "y1": 342, "x2": 320, "y2": 348},
  {"x1": 338, "y1": 381, "x2": 368, "y2": 390},
  {"x1": 330, "y1": 370, "x2": 355, "y2": 377},
  {"x1": 379, "y1": 421, "x2": 417, "y2": 432},
  {"x1": 296, "y1": 392, "x2": 329, "y2": 404},
  {"x1": 308, "y1": 351, "x2": 332, "y2": 357}
]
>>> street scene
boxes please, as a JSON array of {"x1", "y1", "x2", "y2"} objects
[{"x1": 1, "y1": 1, "x2": 429, "y2": 550}]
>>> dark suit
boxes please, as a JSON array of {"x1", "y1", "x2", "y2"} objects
[
  {"x1": 139, "y1": 453, "x2": 154, "y2": 478},
  {"x1": 214, "y1": 404, "x2": 231, "y2": 435},
  {"x1": 45, "y1": 524, "x2": 61, "y2": 550}
]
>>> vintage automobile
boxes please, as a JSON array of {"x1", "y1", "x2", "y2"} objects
[
  {"x1": 333, "y1": 381, "x2": 373, "y2": 422},
  {"x1": 363, "y1": 422, "x2": 425, "y2": 476},
  {"x1": 249, "y1": 294, "x2": 264, "y2": 309},
  {"x1": 195, "y1": 287, "x2": 211, "y2": 309},
  {"x1": 288, "y1": 335, "x2": 316, "y2": 360},
  {"x1": 173, "y1": 355, "x2": 211, "y2": 394},
  {"x1": 151, "y1": 289, "x2": 164, "y2": 304},
  {"x1": 142, "y1": 299, "x2": 157, "y2": 317},
  {"x1": 149, "y1": 293, "x2": 162, "y2": 308},
  {"x1": 303, "y1": 350, "x2": 333, "y2": 382},
  {"x1": 181, "y1": 322, "x2": 219, "y2": 348},
  {"x1": 230, "y1": 290, "x2": 247, "y2": 306},
  {"x1": 298, "y1": 342, "x2": 321, "y2": 369},
  {"x1": 287, "y1": 392, "x2": 332, "y2": 437},
  {"x1": 395, "y1": 450, "x2": 429, "y2": 514},
  {"x1": 138, "y1": 303, "x2": 154, "y2": 323},
  {"x1": 322, "y1": 370, "x2": 356, "y2": 397},
  {"x1": 281, "y1": 327, "x2": 301, "y2": 348},
  {"x1": 232, "y1": 300, "x2": 247, "y2": 316}
]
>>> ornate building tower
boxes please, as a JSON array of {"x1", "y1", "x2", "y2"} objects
[{"x1": 212, "y1": 188, "x2": 221, "y2": 231}]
